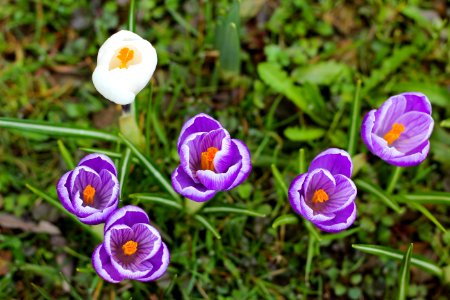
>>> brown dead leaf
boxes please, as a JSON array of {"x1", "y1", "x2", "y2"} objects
[
  {"x1": 0, "y1": 250, "x2": 12, "y2": 276},
  {"x1": 0, "y1": 213, "x2": 60, "y2": 235}
]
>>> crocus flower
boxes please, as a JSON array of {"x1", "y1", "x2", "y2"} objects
[
  {"x1": 288, "y1": 148, "x2": 357, "y2": 233},
  {"x1": 92, "y1": 30, "x2": 157, "y2": 105},
  {"x1": 171, "y1": 113, "x2": 252, "y2": 202},
  {"x1": 92, "y1": 205, "x2": 169, "y2": 283},
  {"x1": 361, "y1": 92, "x2": 434, "y2": 167},
  {"x1": 57, "y1": 154, "x2": 119, "y2": 225}
]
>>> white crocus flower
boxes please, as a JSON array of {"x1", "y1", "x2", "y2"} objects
[{"x1": 92, "y1": 30, "x2": 157, "y2": 105}]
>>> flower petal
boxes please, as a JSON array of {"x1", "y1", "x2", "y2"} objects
[
  {"x1": 131, "y1": 223, "x2": 162, "y2": 261},
  {"x1": 361, "y1": 109, "x2": 377, "y2": 153},
  {"x1": 196, "y1": 160, "x2": 242, "y2": 191},
  {"x1": 57, "y1": 171, "x2": 75, "y2": 214},
  {"x1": 373, "y1": 94, "x2": 407, "y2": 136},
  {"x1": 92, "y1": 244, "x2": 124, "y2": 284},
  {"x1": 314, "y1": 202, "x2": 357, "y2": 233},
  {"x1": 78, "y1": 153, "x2": 117, "y2": 176},
  {"x1": 385, "y1": 140, "x2": 430, "y2": 167},
  {"x1": 95, "y1": 169, "x2": 120, "y2": 210},
  {"x1": 78, "y1": 203, "x2": 118, "y2": 225},
  {"x1": 137, "y1": 242, "x2": 170, "y2": 282},
  {"x1": 104, "y1": 205, "x2": 150, "y2": 232},
  {"x1": 226, "y1": 139, "x2": 252, "y2": 190},
  {"x1": 288, "y1": 173, "x2": 307, "y2": 215},
  {"x1": 177, "y1": 113, "x2": 223, "y2": 149},
  {"x1": 104, "y1": 224, "x2": 134, "y2": 257},
  {"x1": 392, "y1": 111, "x2": 434, "y2": 153},
  {"x1": 171, "y1": 166, "x2": 216, "y2": 202},
  {"x1": 308, "y1": 148, "x2": 353, "y2": 177},
  {"x1": 401, "y1": 92, "x2": 432, "y2": 115},
  {"x1": 321, "y1": 175, "x2": 356, "y2": 214}
]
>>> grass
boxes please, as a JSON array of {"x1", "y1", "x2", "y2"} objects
[{"x1": 0, "y1": 0, "x2": 449, "y2": 299}]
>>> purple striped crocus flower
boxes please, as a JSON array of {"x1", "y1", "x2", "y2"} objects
[
  {"x1": 288, "y1": 149, "x2": 357, "y2": 233},
  {"x1": 361, "y1": 92, "x2": 434, "y2": 167},
  {"x1": 171, "y1": 113, "x2": 252, "y2": 202},
  {"x1": 57, "y1": 154, "x2": 119, "y2": 225},
  {"x1": 92, "y1": 205, "x2": 169, "y2": 283}
]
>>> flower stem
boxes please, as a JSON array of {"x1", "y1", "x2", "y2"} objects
[
  {"x1": 347, "y1": 79, "x2": 362, "y2": 157},
  {"x1": 185, "y1": 198, "x2": 206, "y2": 215},
  {"x1": 128, "y1": 0, "x2": 136, "y2": 32},
  {"x1": 299, "y1": 148, "x2": 306, "y2": 174},
  {"x1": 386, "y1": 166, "x2": 403, "y2": 195}
]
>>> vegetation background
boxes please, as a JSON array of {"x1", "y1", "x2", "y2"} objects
[{"x1": 0, "y1": 0, "x2": 449, "y2": 299}]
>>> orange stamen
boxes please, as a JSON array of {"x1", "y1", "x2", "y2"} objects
[
  {"x1": 200, "y1": 147, "x2": 219, "y2": 171},
  {"x1": 117, "y1": 47, "x2": 134, "y2": 69},
  {"x1": 312, "y1": 189, "x2": 329, "y2": 204},
  {"x1": 82, "y1": 185, "x2": 96, "y2": 206},
  {"x1": 122, "y1": 240, "x2": 138, "y2": 256},
  {"x1": 383, "y1": 123, "x2": 405, "y2": 145}
]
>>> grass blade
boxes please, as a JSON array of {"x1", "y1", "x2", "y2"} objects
[
  {"x1": 129, "y1": 193, "x2": 183, "y2": 210},
  {"x1": 396, "y1": 192, "x2": 450, "y2": 206},
  {"x1": 119, "y1": 133, "x2": 180, "y2": 202},
  {"x1": 128, "y1": 0, "x2": 136, "y2": 32},
  {"x1": 347, "y1": 79, "x2": 361, "y2": 157},
  {"x1": 355, "y1": 179, "x2": 402, "y2": 213},
  {"x1": 119, "y1": 148, "x2": 132, "y2": 199},
  {"x1": 321, "y1": 227, "x2": 361, "y2": 241},
  {"x1": 202, "y1": 206, "x2": 266, "y2": 217},
  {"x1": 408, "y1": 202, "x2": 447, "y2": 233},
  {"x1": 272, "y1": 214, "x2": 299, "y2": 229},
  {"x1": 305, "y1": 236, "x2": 315, "y2": 286},
  {"x1": 271, "y1": 164, "x2": 288, "y2": 197},
  {"x1": 26, "y1": 184, "x2": 102, "y2": 242},
  {"x1": 57, "y1": 140, "x2": 75, "y2": 169},
  {"x1": 352, "y1": 244, "x2": 442, "y2": 278},
  {"x1": 194, "y1": 215, "x2": 221, "y2": 239},
  {"x1": 0, "y1": 118, "x2": 118, "y2": 142},
  {"x1": 299, "y1": 148, "x2": 306, "y2": 174},
  {"x1": 386, "y1": 166, "x2": 403, "y2": 195},
  {"x1": 398, "y1": 243, "x2": 413, "y2": 300}
]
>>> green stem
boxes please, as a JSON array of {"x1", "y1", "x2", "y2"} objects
[
  {"x1": 128, "y1": 0, "x2": 136, "y2": 32},
  {"x1": 387, "y1": 166, "x2": 403, "y2": 195},
  {"x1": 347, "y1": 79, "x2": 362, "y2": 157},
  {"x1": 299, "y1": 148, "x2": 305, "y2": 174}
]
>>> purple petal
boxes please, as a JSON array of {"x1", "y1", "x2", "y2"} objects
[
  {"x1": 104, "y1": 205, "x2": 150, "y2": 232},
  {"x1": 57, "y1": 171, "x2": 75, "y2": 214},
  {"x1": 373, "y1": 94, "x2": 408, "y2": 136},
  {"x1": 104, "y1": 224, "x2": 134, "y2": 257},
  {"x1": 385, "y1": 140, "x2": 430, "y2": 167},
  {"x1": 288, "y1": 173, "x2": 307, "y2": 215},
  {"x1": 226, "y1": 139, "x2": 252, "y2": 190},
  {"x1": 361, "y1": 109, "x2": 377, "y2": 153},
  {"x1": 392, "y1": 111, "x2": 434, "y2": 153},
  {"x1": 304, "y1": 169, "x2": 336, "y2": 205},
  {"x1": 78, "y1": 153, "x2": 117, "y2": 176},
  {"x1": 137, "y1": 242, "x2": 170, "y2": 282},
  {"x1": 131, "y1": 223, "x2": 162, "y2": 261},
  {"x1": 401, "y1": 92, "x2": 432, "y2": 115},
  {"x1": 314, "y1": 202, "x2": 357, "y2": 233},
  {"x1": 321, "y1": 175, "x2": 357, "y2": 214},
  {"x1": 92, "y1": 244, "x2": 124, "y2": 284},
  {"x1": 171, "y1": 166, "x2": 216, "y2": 202},
  {"x1": 70, "y1": 166, "x2": 102, "y2": 201},
  {"x1": 78, "y1": 203, "x2": 118, "y2": 225},
  {"x1": 196, "y1": 159, "x2": 241, "y2": 191},
  {"x1": 95, "y1": 169, "x2": 120, "y2": 210},
  {"x1": 177, "y1": 113, "x2": 223, "y2": 149},
  {"x1": 308, "y1": 148, "x2": 353, "y2": 177}
]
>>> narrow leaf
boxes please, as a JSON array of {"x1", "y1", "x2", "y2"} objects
[
  {"x1": 398, "y1": 243, "x2": 413, "y2": 300},
  {"x1": 396, "y1": 192, "x2": 450, "y2": 206},
  {"x1": 355, "y1": 179, "x2": 402, "y2": 213},
  {"x1": 347, "y1": 79, "x2": 362, "y2": 157},
  {"x1": 284, "y1": 127, "x2": 325, "y2": 141},
  {"x1": 119, "y1": 148, "x2": 132, "y2": 199},
  {"x1": 352, "y1": 244, "x2": 443, "y2": 278},
  {"x1": 0, "y1": 118, "x2": 118, "y2": 142},
  {"x1": 272, "y1": 214, "x2": 299, "y2": 228},
  {"x1": 408, "y1": 202, "x2": 447, "y2": 233},
  {"x1": 271, "y1": 164, "x2": 288, "y2": 197},
  {"x1": 194, "y1": 215, "x2": 221, "y2": 239},
  {"x1": 119, "y1": 134, "x2": 180, "y2": 202},
  {"x1": 57, "y1": 140, "x2": 75, "y2": 169},
  {"x1": 202, "y1": 206, "x2": 266, "y2": 217},
  {"x1": 129, "y1": 194, "x2": 183, "y2": 210},
  {"x1": 321, "y1": 227, "x2": 361, "y2": 241}
]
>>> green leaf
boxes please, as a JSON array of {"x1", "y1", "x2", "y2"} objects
[
  {"x1": 352, "y1": 244, "x2": 443, "y2": 278},
  {"x1": 321, "y1": 227, "x2": 361, "y2": 241},
  {"x1": 355, "y1": 179, "x2": 402, "y2": 213},
  {"x1": 0, "y1": 118, "x2": 119, "y2": 142},
  {"x1": 347, "y1": 80, "x2": 362, "y2": 157},
  {"x1": 119, "y1": 133, "x2": 180, "y2": 202},
  {"x1": 271, "y1": 164, "x2": 288, "y2": 197},
  {"x1": 257, "y1": 62, "x2": 327, "y2": 126},
  {"x1": 441, "y1": 119, "x2": 450, "y2": 128},
  {"x1": 292, "y1": 61, "x2": 351, "y2": 85},
  {"x1": 396, "y1": 192, "x2": 450, "y2": 206},
  {"x1": 119, "y1": 148, "x2": 132, "y2": 200},
  {"x1": 408, "y1": 202, "x2": 447, "y2": 233},
  {"x1": 129, "y1": 193, "x2": 183, "y2": 210},
  {"x1": 284, "y1": 127, "x2": 325, "y2": 141},
  {"x1": 194, "y1": 215, "x2": 221, "y2": 239},
  {"x1": 398, "y1": 243, "x2": 413, "y2": 300},
  {"x1": 202, "y1": 206, "x2": 266, "y2": 217},
  {"x1": 80, "y1": 148, "x2": 122, "y2": 159},
  {"x1": 272, "y1": 214, "x2": 299, "y2": 228},
  {"x1": 389, "y1": 81, "x2": 450, "y2": 107},
  {"x1": 25, "y1": 184, "x2": 102, "y2": 242},
  {"x1": 215, "y1": 0, "x2": 240, "y2": 74},
  {"x1": 57, "y1": 140, "x2": 75, "y2": 169}
]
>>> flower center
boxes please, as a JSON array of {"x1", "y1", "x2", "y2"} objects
[
  {"x1": 82, "y1": 184, "x2": 96, "y2": 206},
  {"x1": 383, "y1": 123, "x2": 405, "y2": 145},
  {"x1": 200, "y1": 147, "x2": 219, "y2": 171},
  {"x1": 312, "y1": 189, "x2": 329, "y2": 204},
  {"x1": 117, "y1": 47, "x2": 134, "y2": 69},
  {"x1": 122, "y1": 240, "x2": 138, "y2": 256}
]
